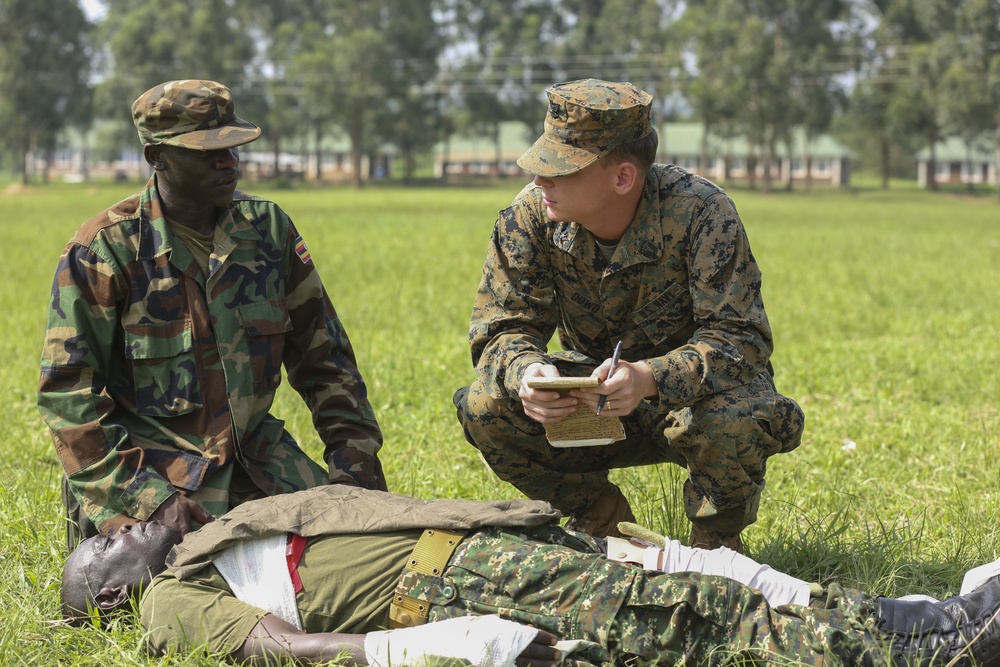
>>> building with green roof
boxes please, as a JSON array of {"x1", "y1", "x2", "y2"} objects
[
  {"x1": 435, "y1": 120, "x2": 853, "y2": 187},
  {"x1": 915, "y1": 135, "x2": 997, "y2": 189}
]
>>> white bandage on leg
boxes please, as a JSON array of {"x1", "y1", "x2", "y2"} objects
[
  {"x1": 655, "y1": 538, "x2": 812, "y2": 607},
  {"x1": 363, "y1": 615, "x2": 538, "y2": 667}
]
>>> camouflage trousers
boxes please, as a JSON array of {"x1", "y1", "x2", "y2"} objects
[
  {"x1": 454, "y1": 367, "x2": 804, "y2": 537},
  {"x1": 400, "y1": 526, "x2": 874, "y2": 666}
]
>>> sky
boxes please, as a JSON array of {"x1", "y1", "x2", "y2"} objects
[{"x1": 81, "y1": 0, "x2": 105, "y2": 21}]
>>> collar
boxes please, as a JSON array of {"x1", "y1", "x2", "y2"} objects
[
  {"x1": 134, "y1": 175, "x2": 263, "y2": 261},
  {"x1": 552, "y1": 171, "x2": 664, "y2": 271}
]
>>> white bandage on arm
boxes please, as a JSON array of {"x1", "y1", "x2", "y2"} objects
[
  {"x1": 655, "y1": 538, "x2": 812, "y2": 608},
  {"x1": 363, "y1": 615, "x2": 538, "y2": 667}
]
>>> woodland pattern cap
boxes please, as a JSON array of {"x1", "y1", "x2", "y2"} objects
[{"x1": 132, "y1": 79, "x2": 261, "y2": 150}]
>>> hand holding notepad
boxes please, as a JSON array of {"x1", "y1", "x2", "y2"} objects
[{"x1": 526, "y1": 376, "x2": 626, "y2": 448}]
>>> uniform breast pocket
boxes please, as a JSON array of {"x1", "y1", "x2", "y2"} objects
[
  {"x1": 124, "y1": 320, "x2": 202, "y2": 417},
  {"x1": 555, "y1": 277, "x2": 606, "y2": 342},
  {"x1": 238, "y1": 300, "x2": 292, "y2": 394},
  {"x1": 632, "y1": 283, "x2": 691, "y2": 347}
]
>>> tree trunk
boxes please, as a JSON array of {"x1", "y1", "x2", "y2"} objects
[
  {"x1": 271, "y1": 133, "x2": 281, "y2": 180},
  {"x1": 489, "y1": 122, "x2": 500, "y2": 177},
  {"x1": 350, "y1": 106, "x2": 364, "y2": 189},
  {"x1": 21, "y1": 135, "x2": 31, "y2": 186},
  {"x1": 880, "y1": 137, "x2": 890, "y2": 190},
  {"x1": 927, "y1": 136, "x2": 938, "y2": 192},
  {"x1": 43, "y1": 147, "x2": 54, "y2": 184},
  {"x1": 314, "y1": 127, "x2": 323, "y2": 181},
  {"x1": 700, "y1": 121, "x2": 710, "y2": 177},
  {"x1": 995, "y1": 111, "x2": 1000, "y2": 203},
  {"x1": 404, "y1": 141, "x2": 415, "y2": 182},
  {"x1": 804, "y1": 136, "x2": 813, "y2": 192},
  {"x1": 762, "y1": 130, "x2": 776, "y2": 194}
]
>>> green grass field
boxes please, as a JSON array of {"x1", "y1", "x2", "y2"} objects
[{"x1": 1, "y1": 178, "x2": 999, "y2": 664}]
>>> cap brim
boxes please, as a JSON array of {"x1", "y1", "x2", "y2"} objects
[
  {"x1": 159, "y1": 116, "x2": 261, "y2": 150},
  {"x1": 516, "y1": 133, "x2": 604, "y2": 177}
]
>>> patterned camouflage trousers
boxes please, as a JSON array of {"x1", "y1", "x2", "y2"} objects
[
  {"x1": 399, "y1": 526, "x2": 875, "y2": 666},
  {"x1": 454, "y1": 367, "x2": 804, "y2": 538}
]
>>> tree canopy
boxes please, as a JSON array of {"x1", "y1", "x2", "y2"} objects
[{"x1": 1, "y1": 0, "x2": 998, "y2": 197}]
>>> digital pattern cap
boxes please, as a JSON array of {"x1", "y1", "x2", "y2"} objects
[
  {"x1": 132, "y1": 79, "x2": 261, "y2": 150},
  {"x1": 517, "y1": 79, "x2": 653, "y2": 177}
]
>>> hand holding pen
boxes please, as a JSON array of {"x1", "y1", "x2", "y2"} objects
[{"x1": 596, "y1": 340, "x2": 623, "y2": 415}]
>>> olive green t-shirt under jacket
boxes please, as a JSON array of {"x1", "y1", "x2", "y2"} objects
[{"x1": 142, "y1": 530, "x2": 420, "y2": 654}]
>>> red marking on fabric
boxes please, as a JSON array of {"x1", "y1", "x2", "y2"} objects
[
  {"x1": 286, "y1": 533, "x2": 307, "y2": 594},
  {"x1": 294, "y1": 236, "x2": 312, "y2": 264}
]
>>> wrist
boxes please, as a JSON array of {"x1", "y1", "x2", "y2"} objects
[{"x1": 635, "y1": 361, "x2": 658, "y2": 398}]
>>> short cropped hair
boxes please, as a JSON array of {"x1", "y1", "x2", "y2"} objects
[
  {"x1": 61, "y1": 554, "x2": 96, "y2": 625},
  {"x1": 603, "y1": 128, "x2": 659, "y2": 175}
]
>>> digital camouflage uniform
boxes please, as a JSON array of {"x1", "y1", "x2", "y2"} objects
[
  {"x1": 38, "y1": 80, "x2": 385, "y2": 541},
  {"x1": 455, "y1": 80, "x2": 804, "y2": 540},
  {"x1": 147, "y1": 486, "x2": 882, "y2": 666}
]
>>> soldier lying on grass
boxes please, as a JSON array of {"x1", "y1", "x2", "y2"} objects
[{"x1": 63, "y1": 485, "x2": 1000, "y2": 666}]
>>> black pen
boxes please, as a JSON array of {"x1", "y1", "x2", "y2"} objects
[{"x1": 596, "y1": 340, "x2": 623, "y2": 415}]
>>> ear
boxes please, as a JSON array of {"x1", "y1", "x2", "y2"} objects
[
  {"x1": 143, "y1": 144, "x2": 166, "y2": 171},
  {"x1": 612, "y1": 161, "x2": 640, "y2": 195},
  {"x1": 94, "y1": 584, "x2": 130, "y2": 612}
]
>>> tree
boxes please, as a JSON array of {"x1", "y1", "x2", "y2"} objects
[
  {"x1": 444, "y1": 0, "x2": 567, "y2": 165},
  {"x1": 0, "y1": 0, "x2": 92, "y2": 184},
  {"x1": 94, "y1": 0, "x2": 256, "y2": 159},
  {"x1": 675, "y1": 0, "x2": 852, "y2": 192},
  {"x1": 284, "y1": 0, "x2": 443, "y2": 187},
  {"x1": 947, "y1": 0, "x2": 1000, "y2": 200}
]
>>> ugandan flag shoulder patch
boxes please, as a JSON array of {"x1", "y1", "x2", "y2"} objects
[{"x1": 294, "y1": 235, "x2": 312, "y2": 264}]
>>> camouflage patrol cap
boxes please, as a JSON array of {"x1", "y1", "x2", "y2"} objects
[
  {"x1": 132, "y1": 80, "x2": 261, "y2": 150},
  {"x1": 517, "y1": 79, "x2": 653, "y2": 177}
]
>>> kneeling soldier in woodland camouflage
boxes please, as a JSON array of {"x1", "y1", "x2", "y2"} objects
[{"x1": 39, "y1": 80, "x2": 386, "y2": 548}]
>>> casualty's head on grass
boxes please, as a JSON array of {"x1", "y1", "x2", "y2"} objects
[{"x1": 1, "y1": 179, "x2": 998, "y2": 665}]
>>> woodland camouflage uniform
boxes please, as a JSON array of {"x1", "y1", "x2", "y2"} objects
[
  {"x1": 39, "y1": 80, "x2": 385, "y2": 541},
  {"x1": 455, "y1": 79, "x2": 804, "y2": 543}
]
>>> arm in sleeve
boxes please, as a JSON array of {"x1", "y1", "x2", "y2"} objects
[
  {"x1": 38, "y1": 243, "x2": 176, "y2": 531},
  {"x1": 280, "y1": 223, "x2": 385, "y2": 490},
  {"x1": 644, "y1": 193, "x2": 774, "y2": 410},
  {"x1": 141, "y1": 568, "x2": 269, "y2": 657},
  {"x1": 469, "y1": 200, "x2": 561, "y2": 401}
]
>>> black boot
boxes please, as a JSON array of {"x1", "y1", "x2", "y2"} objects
[{"x1": 871, "y1": 574, "x2": 1000, "y2": 666}]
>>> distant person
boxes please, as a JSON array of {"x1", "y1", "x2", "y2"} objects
[
  {"x1": 454, "y1": 79, "x2": 804, "y2": 552},
  {"x1": 61, "y1": 484, "x2": 1000, "y2": 667},
  {"x1": 38, "y1": 80, "x2": 386, "y2": 548}
]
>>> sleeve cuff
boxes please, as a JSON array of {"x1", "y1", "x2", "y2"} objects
[{"x1": 120, "y1": 469, "x2": 178, "y2": 521}]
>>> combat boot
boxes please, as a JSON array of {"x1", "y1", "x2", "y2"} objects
[
  {"x1": 689, "y1": 522, "x2": 744, "y2": 554},
  {"x1": 870, "y1": 574, "x2": 1000, "y2": 666},
  {"x1": 565, "y1": 484, "x2": 635, "y2": 539}
]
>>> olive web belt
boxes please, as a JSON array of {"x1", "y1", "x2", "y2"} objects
[{"x1": 389, "y1": 528, "x2": 466, "y2": 628}]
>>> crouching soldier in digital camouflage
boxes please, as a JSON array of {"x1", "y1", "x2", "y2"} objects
[{"x1": 454, "y1": 79, "x2": 804, "y2": 552}]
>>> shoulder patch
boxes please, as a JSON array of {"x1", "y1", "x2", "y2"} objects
[{"x1": 294, "y1": 235, "x2": 312, "y2": 264}]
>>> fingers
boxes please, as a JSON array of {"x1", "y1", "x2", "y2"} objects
[
  {"x1": 519, "y1": 364, "x2": 579, "y2": 424},
  {"x1": 574, "y1": 359, "x2": 656, "y2": 416},
  {"x1": 150, "y1": 494, "x2": 214, "y2": 535},
  {"x1": 192, "y1": 502, "x2": 215, "y2": 524},
  {"x1": 516, "y1": 631, "x2": 561, "y2": 667}
]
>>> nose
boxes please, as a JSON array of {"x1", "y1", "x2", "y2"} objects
[
  {"x1": 117, "y1": 523, "x2": 134, "y2": 535},
  {"x1": 532, "y1": 174, "x2": 554, "y2": 187},
  {"x1": 212, "y1": 148, "x2": 239, "y2": 168}
]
